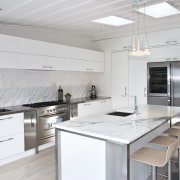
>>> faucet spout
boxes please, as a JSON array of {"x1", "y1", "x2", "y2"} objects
[{"x1": 132, "y1": 96, "x2": 138, "y2": 115}]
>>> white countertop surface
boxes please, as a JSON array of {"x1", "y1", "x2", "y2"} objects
[{"x1": 54, "y1": 105, "x2": 180, "y2": 144}]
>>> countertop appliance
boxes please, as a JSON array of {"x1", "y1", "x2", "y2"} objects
[
  {"x1": 147, "y1": 61, "x2": 180, "y2": 106},
  {"x1": 90, "y1": 85, "x2": 97, "y2": 99},
  {"x1": 23, "y1": 101, "x2": 69, "y2": 151}
]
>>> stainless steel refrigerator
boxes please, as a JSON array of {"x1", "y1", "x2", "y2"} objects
[{"x1": 147, "y1": 61, "x2": 180, "y2": 106}]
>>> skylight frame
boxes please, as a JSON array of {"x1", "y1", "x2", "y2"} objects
[
  {"x1": 92, "y1": 16, "x2": 134, "y2": 26},
  {"x1": 137, "y1": 2, "x2": 180, "y2": 18}
]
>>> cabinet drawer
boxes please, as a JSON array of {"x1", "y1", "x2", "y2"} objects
[
  {"x1": 0, "y1": 113, "x2": 24, "y2": 137},
  {"x1": 0, "y1": 133, "x2": 24, "y2": 159}
]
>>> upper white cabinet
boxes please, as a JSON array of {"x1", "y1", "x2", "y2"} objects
[
  {"x1": 42, "y1": 42, "x2": 71, "y2": 58},
  {"x1": 72, "y1": 47, "x2": 104, "y2": 62},
  {"x1": 18, "y1": 54, "x2": 71, "y2": 71},
  {"x1": 148, "y1": 29, "x2": 180, "y2": 47},
  {"x1": 0, "y1": 34, "x2": 17, "y2": 52},
  {"x1": 0, "y1": 52, "x2": 18, "y2": 69},
  {"x1": 71, "y1": 59, "x2": 104, "y2": 72}
]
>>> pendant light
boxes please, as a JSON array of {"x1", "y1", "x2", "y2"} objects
[{"x1": 129, "y1": 3, "x2": 151, "y2": 57}]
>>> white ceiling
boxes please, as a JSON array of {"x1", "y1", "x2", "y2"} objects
[{"x1": 0, "y1": 0, "x2": 180, "y2": 39}]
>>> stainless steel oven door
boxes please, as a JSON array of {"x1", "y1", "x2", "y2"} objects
[{"x1": 39, "y1": 113, "x2": 68, "y2": 139}]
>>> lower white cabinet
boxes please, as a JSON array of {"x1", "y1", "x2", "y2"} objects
[
  {"x1": 78, "y1": 99, "x2": 111, "y2": 118},
  {"x1": 0, "y1": 133, "x2": 24, "y2": 159},
  {"x1": 71, "y1": 59, "x2": 104, "y2": 72},
  {"x1": 0, "y1": 113, "x2": 24, "y2": 160},
  {"x1": 61, "y1": 131, "x2": 106, "y2": 180}
]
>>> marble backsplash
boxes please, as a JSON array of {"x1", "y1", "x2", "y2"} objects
[{"x1": 0, "y1": 69, "x2": 96, "y2": 107}]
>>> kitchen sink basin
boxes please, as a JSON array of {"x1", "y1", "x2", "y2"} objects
[
  {"x1": 107, "y1": 111, "x2": 133, "y2": 117},
  {"x1": 0, "y1": 109, "x2": 11, "y2": 113}
]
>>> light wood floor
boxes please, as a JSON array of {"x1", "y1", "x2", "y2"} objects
[{"x1": 0, "y1": 147, "x2": 56, "y2": 180}]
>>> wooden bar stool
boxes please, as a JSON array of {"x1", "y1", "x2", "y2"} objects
[
  {"x1": 131, "y1": 136, "x2": 178, "y2": 180},
  {"x1": 163, "y1": 127, "x2": 180, "y2": 180}
]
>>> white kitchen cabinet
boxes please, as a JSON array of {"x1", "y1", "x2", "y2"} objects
[
  {"x1": 0, "y1": 113, "x2": 24, "y2": 159},
  {"x1": 18, "y1": 54, "x2": 71, "y2": 71},
  {"x1": 0, "y1": 52, "x2": 18, "y2": 69},
  {"x1": 129, "y1": 56, "x2": 148, "y2": 105},
  {"x1": 111, "y1": 51, "x2": 129, "y2": 108},
  {"x1": 71, "y1": 59, "x2": 104, "y2": 72},
  {"x1": 72, "y1": 47, "x2": 104, "y2": 62},
  {"x1": 42, "y1": 42, "x2": 71, "y2": 58},
  {"x1": 0, "y1": 34, "x2": 18, "y2": 52},
  {"x1": 78, "y1": 99, "x2": 111, "y2": 118},
  {"x1": 61, "y1": 131, "x2": 106, "y2": 180}
]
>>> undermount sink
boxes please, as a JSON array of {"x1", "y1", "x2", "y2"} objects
[
  {"x1": 0, "y1": 109, "x2": 11, "y2": 113},
  {"x1": 107, "y1": 111, "x2": 133, "y2": 117}
]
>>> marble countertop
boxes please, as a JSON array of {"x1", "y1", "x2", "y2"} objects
[{"x1": 54, "y1": 105, "x2": 180, "y2": 144}]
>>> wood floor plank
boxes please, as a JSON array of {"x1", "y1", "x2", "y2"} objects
[{"x1": 0, "y1": 147, "x2": 56, "y2": 180}]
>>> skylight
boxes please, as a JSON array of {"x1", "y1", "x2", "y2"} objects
[
  {"x1": 92, "y1": 16, "x2": 134, "y2": 26},
  {"x1": 137, "y1": 2, "x2": 180, "y2": 18}
]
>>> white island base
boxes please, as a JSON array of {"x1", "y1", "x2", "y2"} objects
[{"x1": 55, "y1": 122, "x2": 169, "y2": 180}]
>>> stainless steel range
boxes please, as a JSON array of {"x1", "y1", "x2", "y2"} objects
[{"x1": 23, "y1": 101, "x2": 69, "y2": 150}]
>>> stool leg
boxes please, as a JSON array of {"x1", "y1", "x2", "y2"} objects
[
  {"x1": 178, "y1": 148, "x2": 180, "y2": 180},
  {"x1": 168, "y1": 160, "x2": 172, "y2": 180},
  {"x1": 152, "y1": 166, "x2": 156, "y2": 180}
]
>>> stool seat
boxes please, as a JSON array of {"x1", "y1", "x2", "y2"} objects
[
  {"x1": 164, "y1": 128, "x2": 180, "y2": 137},
  {"x1": 131, "y1": 147, "x2": 166, "y2": 167},
  {"x1": 131, "y1": 135, "x2": 178, "y2": 180}
]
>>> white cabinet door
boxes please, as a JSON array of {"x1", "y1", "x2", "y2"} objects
[
  {"x1": 61, "y1": 131, "x2": 106, "y2": 180},
  {"x1": 129, "y1": 56, "x2": 147, "y2": 105},
  {"x1": 0, "y1": 113, "x2": 24, "y2": 137},
  {"x1": 112, "y1": 51, "x2": 129, "y2": 108},
  {"x1": 45, "y1": 56, "x2": 71, "y2": 71},
  {"x1": 0, "y1": 34, "x2": 17, "y2": 52},
  {"x1": 78, "y1": 99, "x2": 111, "y2": 118},
  {"x1": 0, "y1": 113, "x2": 24, "y2": 159},
  {"x1": 0, "y1": 133, "x2": 24, "y2": 159},
  {"x1": 17, "y1": 38, "x2": 44, "y2": 55},
  {"x1": 42, "y1": 43, "x2": 71, "y2": 58},
  {"x1": 71, "y1": 59, "x2": 104, "y2": 72},
  {"x1": 72, "y1": 47, "x2": 104, "y2": 62},
  {"x1": 0, "y1": 52, "x2": 18, "y2": 69},
  {"x1": 78, "y1": 102, "x2": 93, "y2": 117}
]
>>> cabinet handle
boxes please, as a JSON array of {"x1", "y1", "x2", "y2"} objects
[
  {"x1": 0, "y1": 117, "x2": 13, "y2": 121},
  {"x1": 0, "y1": 137, "x2": 13, "y2": 143},
  {"x1": 84, "y1": 103, "x2": 91, "y2": 106},
  {"x1": 100, "y1": 100, "x2": 106, "y2": 103},
  {"x1": 166, "y1": 40, "x2": 177, "y2": 45},
  {"x1": 43, "y1": 65, "x2": 53, "y2": 69},
  {"x1": 144, "y1": 87, "x2": 147, "y2": 97},
  {"x1": 86, "y1": 68, "x2": 93, "y2": 71},
  {"x1": 121, "y1": 87, "x2": 127, "y2": 97},
  {"x1": 31, "y1": 113, "x2": 34, "y2": 127}
]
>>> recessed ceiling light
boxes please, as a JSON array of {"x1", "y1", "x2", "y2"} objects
[
  {"x1": 137, "y1": 2, "x2": 180, "y2": 18},
  {"x1": 92, "y1": 16, "x2": 134, "y2": 26}
]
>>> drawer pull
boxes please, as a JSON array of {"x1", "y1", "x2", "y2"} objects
[
  {"x1": 0, "y1": 117, "x2": 13, "y2": 121},
  {"x1": 0, "y1": 137, "x2": 14, "y2": 143}
]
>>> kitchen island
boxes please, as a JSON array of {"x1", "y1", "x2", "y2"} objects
[{"x1": 54, "y1": 105, "x2": 180, "y2": 180}]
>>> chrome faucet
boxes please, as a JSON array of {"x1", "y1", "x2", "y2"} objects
[{"x1": 132, "y1": 96, "x2": 138, "y2": 115}]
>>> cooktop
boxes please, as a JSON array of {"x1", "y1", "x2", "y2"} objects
[{"x1": 23, "y1": 101, "x2": 66, "y2": 108}]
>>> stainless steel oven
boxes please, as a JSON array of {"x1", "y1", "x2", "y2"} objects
[{"x1": 37, "y1": 104, "x2": 69, "y2": 146}]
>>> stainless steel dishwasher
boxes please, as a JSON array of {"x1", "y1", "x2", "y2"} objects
[{"x1": 24, "y1": 110, "x2": 37, "y2": 151}]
